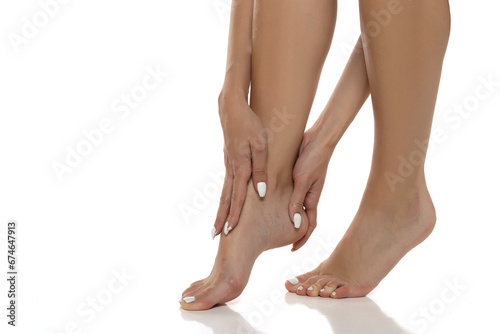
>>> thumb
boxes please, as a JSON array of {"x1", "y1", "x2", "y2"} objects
[{"x1": 288, "y1": 178, "x2": 310, "y2": 229}]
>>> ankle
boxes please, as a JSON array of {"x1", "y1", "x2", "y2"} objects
[
  {"x1": 265, "y1": 170, "x2": 294, "y2": 196},
  {"x1": 361, "y1": 181, "x2": 435, "y2": 222}
]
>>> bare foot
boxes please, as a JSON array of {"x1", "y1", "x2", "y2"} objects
[
  {"x1": 285, "y1": 186, "x2": 436, "y2": 299},
  {"x1": 180, "y1": 183, "x2": 307, "y2": 310}
]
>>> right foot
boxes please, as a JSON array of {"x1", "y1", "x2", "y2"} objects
[
  {"x1": 285, "y1": 186, "x2": 436, "y2": 299},
  {"x1": 180, "y1": 183, "x2": 308, "y2": 310}
]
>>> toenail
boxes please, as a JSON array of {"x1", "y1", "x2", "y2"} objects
[
  {"x1": 307, "y1": 286, "x2": 314, "y2": 291},
  {"x1": 287, "y1": 278, "x2": 299, "y2": 285},
  {"x1": 183, "y1": 296, "x2": 196, "y2": 303},
  {"x1": 211, "y1": 227, "x2": 216, "y2": 240},
  {"x1": 293, "y1": 213, "x2": 301, "y2": 229},
  {"x1": 331, "y1": 291, "x2": 336, "y2": 297},
  {"x1": 320, "y1": 289, "x2": 325, "y2": 292},
  {"x1": 257, "y1": 182, "x2": 267, "y2": 197},
  {"x1": 297, "y1": 286, "x2": 304, "y2": 291}
]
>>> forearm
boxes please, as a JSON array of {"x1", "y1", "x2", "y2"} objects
[
  {"x1": 313, "y1": 37, "x2": 370, "y2": 150},
  {"x1": 219, "y1": 0, "x2": 254, "y2": 103}
]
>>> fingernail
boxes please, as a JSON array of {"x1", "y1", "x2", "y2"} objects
[
  {"x1": 294, "y1": 213, "x2": 301, "y2": 229},
  {"x1": 183, "y1": 296, "x2": 195, "y2": 303},
  {"x1": 211, "y1": 227, "x2": 216, "y2": 240},
  {"x1": 320, "y1": 289, "x2": 325, "y2": 292},
  {"x1": 287, "y1": 278, "x2": 299, "y2": 285},
  {"x1": 307, "y1": 286, "x2": 314, "y2": 291},
  {"x1": 331, "y1": 291, "x2": 336, "y2": 297},
  {"x1": 224, "y1": 221, "x2": 232, "y2": 235},
  {"x1": 297, "y1": 286, "x2": 304, "y2": 291},
  {"x1": 257, "y1": 182, "x2": 267, "y2": 197}
]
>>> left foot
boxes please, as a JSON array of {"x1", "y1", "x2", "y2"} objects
[
  {"x1": 180, "y1": 182, "x2": 307, "y2": 310},
  {"x1": 285, "y1": 187, "x2": 436, "y2": 299}
]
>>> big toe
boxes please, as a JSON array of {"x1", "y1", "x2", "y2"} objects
[
  {"x1": 180, "y1": 276, "x2": 246, "y2": 311},
  {"x1": 180, "y1": 282, "x2": 225, "y2": 311},
  {"x1": 180, "y1": 290, "x2": 217, "y2": 311},
  {"x1": 285, "y1": 269, "x2": 319, "y2": 292}
]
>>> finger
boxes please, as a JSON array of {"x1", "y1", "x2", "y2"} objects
[
  {"x1": 225, "y1": 163, "x2": 251, "y2": 234},
  {"x1": 250, "y1": 141, "x2": 268, "y2": 198},
  {"x1": 292, "y1": 210, "x2": 316, "y2": 252},
  {"x1": 213, "y1": 170, "x2": 233, "y2": 239},
  {"x1": 288, "y1": 179, "x2": 310, "y2": 229},
  {"x1": 292, "y1": 182, "x2": 321, "y2": 250},
  {"x1": 292, "y1": 197, "x2": 318, "y2": 252}
]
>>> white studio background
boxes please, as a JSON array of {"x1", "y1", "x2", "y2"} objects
[{"x1": 0, "y1": 0, "x2": 499, "y2": 333}]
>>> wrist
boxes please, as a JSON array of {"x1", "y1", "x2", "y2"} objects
[{"x1": 218, "y1": 86, "x2": 248, "y2": 109}]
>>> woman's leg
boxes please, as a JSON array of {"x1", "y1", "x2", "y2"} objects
[
  {"x1": 180, "y1": 0, "x2": 337, "y2": 310},
  {"x1": 286, "y1": 0, "x2": 450, "y2": 298}
]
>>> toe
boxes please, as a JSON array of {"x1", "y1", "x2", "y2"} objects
[
  {"x1": 182, "y1": 280, "x2": 205, "y2": 296},
  {"x1": 295, "y1": 276, "x2": 319, "y2": 296},
  {"x1": 284, "y1": 270, "x2": 318, "y2": 292},
  {"x1": 298, "y1": 276, "x2": 320, "y2": 296},
  {"x1": 331, "y1": 285, "x2": 350, "y2": 299},
  {"x1": 190, "y1": 279, "x2": 205, "y2": 288},
  {"x1": 180, "y1": 274, "x2": 246, "y2": 311},
  {"x1": 182, "y1": 283, "x2": 207, "y2": 300},
  {"x1": 319, "y1": 280, "x2": 340, "y2": 298},
  {"x1": 285, "y1": 275, "x2": 306, "y2": 292},
  {"x1": 306, "y1": 278, "x2": 329, "y2": 297},
  {"x1": 180, "y1": 285, "x2": 219, "y2": 311}
]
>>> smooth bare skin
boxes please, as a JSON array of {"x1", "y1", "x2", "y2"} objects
[
  {"x1": 215, "y1": 0, "x2": 267, "y2": 238},
  {"x1": 288, "y1": 37, "x2": 370, "y2": 251},
  {"x1": 180, "y1": 0, "x2": 337, "y2": 310},
  {"x1": 286, "y1": 0, "x2": 450, "y2": 299},
  {"x1": 182, "y1": 0, "x2": 450, "y2": 309}
]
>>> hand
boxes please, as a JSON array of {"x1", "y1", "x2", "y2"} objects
[
  {"x1": 288, "y1": 126, "x2": 335, "y2": 251},
  {"x1": 213, "y1": 92, "x2": 268, "y2": 238}
]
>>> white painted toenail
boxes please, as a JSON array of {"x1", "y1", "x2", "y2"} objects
[
  {"x1": 297, "y1": 286, "x2": 304, "y2": 291},
  {"x1": 224, "y1": 222, "x2": 231, "y2": 235},
  {"x1": 288, "y1": 278, "x2": 299, "y2": 285},
  {"x1": 307, "y1": 287, "x2": 314, "y2": 291},
  {"x1": 294, "y1": 213, "x2": 301, "y2": 229},
  {"x1": 183, "y1": 296, "x2": 195, "y2": 303},
  {"x1": 331, "y1": 291, "x2": 336, "y2": 297},
  {"x1": 320, "y1": 289, "x2": 325, "y2": 292},
  {"x1": 211, "y1": 227, "x2": 216, "y2": 240},
  {"x1": 257, "y1": 182, "x2": 267, "y2": 197}
]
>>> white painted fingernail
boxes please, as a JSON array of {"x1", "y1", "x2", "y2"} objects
[
  {"x1": 331, "y1": 291, "x2": 336, "y2": 297},
  {"x1": 297, "y1": 286, "x2": 304, "y2": 291},
  {"x1": 183, "y1": 296, "x2": 195, "y2": 303},
  {"x1": 223, "y1": 221, "x2": 229, "y2": 235},
  {"x1": 287, "y1": 277, "x2": 299, "y2": 285},
  {"x1": 257, "y1": 182, "x2": 267, "y2": 197},
  {"x1": 294, "y1": 213, "x2": 301, "y2": 229},
  {"x1": 211, "y1": 227, "x2": 216, "y2": 240},
  {"x1": 307, "y1": 287, "x2": 314, "y2": 291},
  {"x1": 320, "y1": 289, "x2": 325, "y2": 292}
]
